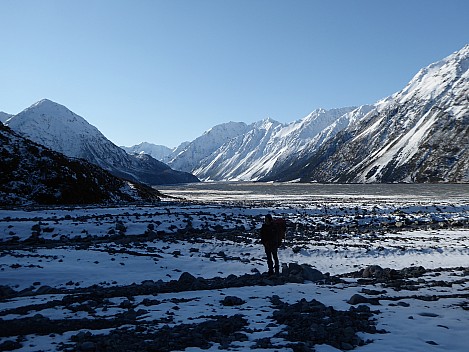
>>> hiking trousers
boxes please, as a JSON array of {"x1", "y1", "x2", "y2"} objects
[{"x1": 265, "y1": 247, "x2": 279, "y2": 275}]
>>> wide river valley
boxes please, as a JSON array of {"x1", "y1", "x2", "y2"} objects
[{"x1": 157, "y1": 182, "x2": 469, "y2": 204}]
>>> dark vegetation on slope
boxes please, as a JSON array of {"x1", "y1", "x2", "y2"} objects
[{"x1": 0, "y1": 124, "x2": 162, "y2": 206}]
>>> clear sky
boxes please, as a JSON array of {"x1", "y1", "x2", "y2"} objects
[{"x1": 1, "y1": 0, "x2": 468, "y2": 148}]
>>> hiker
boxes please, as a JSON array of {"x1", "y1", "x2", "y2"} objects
[{"x1": 260, "y1": 214, "x2": 280, "y2": 276}]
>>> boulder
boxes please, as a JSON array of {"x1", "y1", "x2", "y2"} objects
[{"x1": 220, "y1": 296, "x2": 246, "y2": 306}]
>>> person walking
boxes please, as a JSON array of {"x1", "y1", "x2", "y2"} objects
[{"x1": 260, "y1": 214, "x2": 280, "y2": 276}]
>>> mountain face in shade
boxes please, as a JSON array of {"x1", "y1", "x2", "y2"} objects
[{"x1": 0, "y1": 123, "x2": 162, "y2": 205}]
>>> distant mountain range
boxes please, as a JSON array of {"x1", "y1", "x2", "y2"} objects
[
  {"x1": 2, "y1": 44, "x2": 468, "y2": 185},
  {"x1": 126, "y1": 44, "x2": 469, "y2": 183}
]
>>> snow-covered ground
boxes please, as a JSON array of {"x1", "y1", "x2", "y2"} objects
[{"x1": 0, "y1": 184, "x2": 468, "y2": 351}]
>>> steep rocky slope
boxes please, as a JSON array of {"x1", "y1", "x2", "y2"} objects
[{"x1": 0, "y1": 124, "x2": 162, "y2": 205}]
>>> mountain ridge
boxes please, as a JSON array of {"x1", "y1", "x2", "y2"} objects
[
  {"x1": 264, "y1": 44, "x2": 469, "y2": 183},
  {"x1": 4, "y1": 44, "x2": 468, "y2": 184},
  {"x1": 5, "y1": 100, "x2": 199, "y2": 186}
]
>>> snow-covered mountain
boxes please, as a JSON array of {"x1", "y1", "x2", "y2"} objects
[
  {"x1": 166, "y1": 108, "x2": 361, "y2": 181},
  {"x1": 169, "y1": 121, "x2": 251, "y2": 175},
  {"x1": 121, "y1": 142, "x2": 176, "y2": 163},
  {"x1": 266, "y1": 44, "x2": 469, "y2": 183},
  {"x1": 6, "y1": 44, "x2": 468, "y2": 184},
  {"x1": 5, "y1": 99, "x2": 199, "y2": 185},
  {"x1": 0, "y1": 123, "x2": 162, "y2": 205},
  {"x1": 160, "y1": 44, "x2": 468, "y2": 183}
]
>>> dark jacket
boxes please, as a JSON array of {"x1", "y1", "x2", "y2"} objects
[{"x1": 260, "y1": 223, "x2": 279, "y2": 250}]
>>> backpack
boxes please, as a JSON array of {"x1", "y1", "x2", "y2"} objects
[{"x1": 273, "y1": 218, "x2": 287, "y2": 244}]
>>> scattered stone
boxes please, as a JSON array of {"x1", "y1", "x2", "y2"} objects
[
  {"x1": 0, "y1": 285, "x2": 16, "y2": 299},
  {"x1": 362, "y1": 265, "x2": 384, "y2": 278},
  {"x1": 252, "y1": 337, "x2": 274, "y2": 349},
  {"x1": 418, "y1": 312, "x2": 439, "y2": 317},
  {"x1": 271, "y1": 297, "x2": 384, "y2": 350},
  {"x1": 79, "y1": 341, "x2": 96, "y2": 351},
  {"x1": 347, "y1": 294, "x2": 380, "y2": 305},
  {"x1": 0, "y1": 340, "x2": 23, "y2": 351},
  {"x1": 426, "y1": 340, "x2": 439, "y2": 345},
  {"x1": 119, "y1": 299, "x2": 133, "y2": 309},
  {"x1": 35, "y1": 285, "x2": 53, "y2": 295},
  {"x1": 178, "y1": 272, "x2": 197, "y2": 286},
  {"x1": 361, "y1": 288, "x2": 387, "y2": 295},
  {"x1": 68, "y1": 314, "x2": 248, "y2": 352},
  {"x1": 220, "y1": 296, "x2": 246, "y2": 306}
]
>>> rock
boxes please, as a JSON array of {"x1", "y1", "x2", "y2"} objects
[
  {"x1": 119, "y1": 300, "x2": 133, "y2": 309},
  {"x1": 251, "y1": 268, "x2": 261, "y2": 275},
  {"x1": 286, "y1": 263, "x2": 303, "y2": 275},
  {"x1": 220, "y1": 296, "x2": 246, "y2": 306},
  {"x1": 192, "y1": 277, "x2": 209, "y2": 290},
  {"x1": 141, "y1": 280, "x2": 155, "y2": 287},
  {"x1": 270, "y1": 295, "x2": 284, "y2": 306},
  {"x1": 300, "y1": 265, "x2": 324, "y2": 282},
  {"x1": 361, "y1": 288, "x2": 387, "y2": 295},
  {"x1": 362, "y1": 265, "x2": 384, "y2": 278},
  {"x1": 178, "y1": 272, "x2": 197, "y2": 285},
  {"x1": 80, "y1": 341, "x2": 96, "y2": 351},
  {"x1": 426, "y1": 340, "x2": 439, "y2": 345},
  {"x1": 341, "y1": 342, "x2": 354, "y2": 350},
  {"x1": 347, "y1": 294, "x2": 380, "y2": 305},
  {"x1": 35, "y1": 285, "x2": 53, "y2": 295},
  {"x1": 252, "y1": 337, "x2": 274, "y2": 349},
  {"x1": 0, "y1": 340, "x2": 23, "y2": 351},
  {"x1": 418, "y1": 312, "x2": 439, "y2": 317},
  {"x1": 400, "y1": 266, "x2": 426, "y2": 278},
  {"x1": 0, "y1": 285, "x2": 16, "y2": 298}
]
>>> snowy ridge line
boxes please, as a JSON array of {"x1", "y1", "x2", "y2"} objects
[{"x1": 122, "y1": 45, "x2": 469, "y2": 183}]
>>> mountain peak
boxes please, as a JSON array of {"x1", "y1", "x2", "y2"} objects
[
  {"x1": 253, "y1": 117, "x2": 282, "y2": 130},
  {"x1": 5, "y1": 100, "x2": 104, "y2": 159},
  {"x1": 26, "y1": 99, "x2": 74, "y2": 115},
  {"x1": 392, "y1": 43, "x2": 469, "y2": 105},
  {"x1": 6, "y1": 100, "x2": 199, "y2": 185},
  {"x1": 34, "y1": 98, "x2": 56, "y2": 106}
]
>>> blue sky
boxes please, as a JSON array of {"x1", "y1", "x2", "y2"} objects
[{"x1": 1, "y1": 0, "x2": 468, "y2": 148}]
